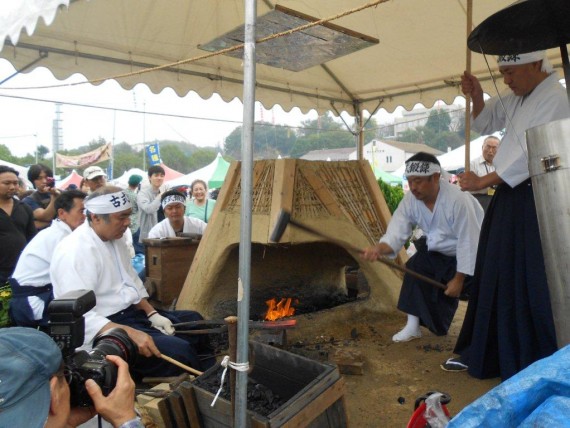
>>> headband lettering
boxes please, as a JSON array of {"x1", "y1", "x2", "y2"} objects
[
  {"x1": 497, "y1": 51, "x2": 545, "y2": 66},
  {"x1": 85, "y1": 191, "x2": 132, "y2": 214},
  {"x1": 161, "y1": 194, "x2": 186, "y2": 209},
  {"x1": 405, "y1": 161, "x2": 441, "y2": 177}
]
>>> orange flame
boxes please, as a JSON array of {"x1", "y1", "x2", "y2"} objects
[{"x1": 264, "y1": 297, "x2": 296, "y2": 321}]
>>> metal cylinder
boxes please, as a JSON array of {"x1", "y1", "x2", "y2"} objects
[{"x1": 527, "y1": 117, "x2": 570, "y2": 348}]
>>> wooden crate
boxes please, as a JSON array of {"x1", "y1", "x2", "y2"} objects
[
  {"x1": 143, "y1": 237, "x2": 200, "y2": 307},
  {"x1": 191, "y1": 341, "x2": 349, "y2": 428}
]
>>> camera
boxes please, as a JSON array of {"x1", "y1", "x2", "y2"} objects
[
  {"x1": 45, "y1": 176, "x2": 56, "y2": 189},
  {"x1": 48, "y1": 290, "x2": 138, "y2": 407}
]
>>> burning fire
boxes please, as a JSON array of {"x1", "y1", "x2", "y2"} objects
[{"x1": 264, "y1": 297, "x2": 296, "y2": 321}]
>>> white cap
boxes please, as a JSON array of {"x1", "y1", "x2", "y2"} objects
[{"x1": 83, "y1": 166, "x2": 106, "y2": 180}]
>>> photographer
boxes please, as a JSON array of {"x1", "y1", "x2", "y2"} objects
[
  {"x1": 0, "y1": 327, "x2": 142, "y2": 428},
  {"x1": 22, "y1": 164, "x2": 60, "y2": 231},
  {"x1": 50, "y1": 186, "x2": 215, "y2": 380}
]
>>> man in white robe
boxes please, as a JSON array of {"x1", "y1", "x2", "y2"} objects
[
  {"x1": 450, "y1": 51, "x2": 570, "y2": 380},
  {"x1": 9, "y1": 189, "x2": 87, "y2": 328},
  {"x1": 362, "y1": 153, "x2": 483, "y2": 342},
  {"x1": 50, "y1": 186, "x2": 214, "y2": 380},
  {"x1": 148, "y1": 190, "x2": 207, "y2": 239}
]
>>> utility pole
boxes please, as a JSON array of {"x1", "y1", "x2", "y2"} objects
[{"x1": 52, "y1": 103, "x2": 63, "y2": 173}]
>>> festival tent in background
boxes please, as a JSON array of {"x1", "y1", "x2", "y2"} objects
[
  {"x1": 166, "y1": 153, "x2": 230, "y2": 189},
  {"x1": 160, "y1": 163, "x2": 184, "y2": 182},
  {"x1": 56, "y1": 169, "x2": 82, "y2": 189},
  {"x1": 111, "y1": 167, "x2": 148, "y2": 189},
  {"x1": 373, "y1": 168, "x2": 402, "y2": 185}
]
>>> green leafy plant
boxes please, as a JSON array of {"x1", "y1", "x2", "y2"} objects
[{"x1": 378, "y1": 179, "x2": 404, "y2": 214}]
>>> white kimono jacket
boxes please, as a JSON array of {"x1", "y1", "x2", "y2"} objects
[
  {"x1": 12, "y1": 219, "x2": 73, "y2": 320},
  {"x1": 148, "y1": 216, "x2": 207, "y2": 239},
  {"x1": 50, "y1": 222, "x2": 149, "y2": 345},
  {"x1": 473, "y1": 73, "x2": 570, "y2": 187},
  {"x1": 380, "y1": 179, "x2": 484, "y2": 275}
]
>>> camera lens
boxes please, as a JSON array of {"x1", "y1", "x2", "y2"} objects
[{"x1": 91, "y1": 327, "x2": 138, "y2": 366}]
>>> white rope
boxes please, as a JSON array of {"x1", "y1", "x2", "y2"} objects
[{"x1": 210, "y1": 355, "x2": 250, "y2": 407}]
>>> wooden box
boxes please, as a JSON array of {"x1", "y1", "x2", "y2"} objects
[
  {"x1": 143, "y1": 237, "x2": 200, "y2": 307},
  {"x1": 191, "y1": 341, "x2": 349, "y2": 427}
]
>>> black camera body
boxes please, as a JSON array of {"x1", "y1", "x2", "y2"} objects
[{"x1": 48, "y1": 290, "x2": 137, "y2": 407}]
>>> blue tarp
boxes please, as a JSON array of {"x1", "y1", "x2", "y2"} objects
[{"x1": 448, "y1": 345, "x2": 570, "y2": 427}]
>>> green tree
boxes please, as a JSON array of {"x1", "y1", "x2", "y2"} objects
[
  {"x1": 36, "y1": 145, "x2": 50, "y2": 160},
  {"x1": 0, "y1": 144, "x2": 15, "y2": 164},
  {"x1": 188, "y1": 148, "x2": 217, "y2": 171},
  {"x1": 224, "y1": 121, "x2": 297, "y2": 159},
  {"x1": 425, "y1": 109, "x2": 452, "y2": 134},
  {"x1": 160, "y1": 144, "x2": 189, "y2": 172},
  {"x1": 290, "y1": 113, "x2": 354, "y2": 158}
]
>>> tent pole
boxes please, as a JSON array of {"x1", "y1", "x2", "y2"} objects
[
  {"x1": 464, "y1": 0, "x2": 473, "y2": 172},
  {"x1": 235, "y1": 0, "x2": 256, "y2": 426},
  {"x1": 355, "y1": 102, "x2": 363, "y2": 160}
]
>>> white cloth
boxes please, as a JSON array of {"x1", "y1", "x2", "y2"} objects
[
  {"x1": 469, "y1": 156, "x2": 496, "y2": 195},
  {"x1": 12, "y1": 219, "x2": 72, "y2": 320},
  {"x1": 473, "y1": 73, "x2": 570, "y2": 187},
  {"x1": 50, "y1": 222, "x2": 149, "y2": 345},
  {"x1": 148, "y1": 216, "x2": 207, "y2": 239},
  {"x1": 380, "y1": 179, "x2": 484, "y2": 275}
]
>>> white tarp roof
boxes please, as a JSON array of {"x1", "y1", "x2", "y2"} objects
[
  {"x1": 167, "y1": 153, "x2": 225, "y2": 187},
  {"x1": 0, "y1": 158, "x2": 31, "y2": 188},
  {"x1": 110, "y1": 167, "x2": 148, "y2": 189},
  {"x1": 2, "y1": 0, "x2": 561, "y2": 116}
]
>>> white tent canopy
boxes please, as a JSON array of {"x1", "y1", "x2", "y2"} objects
[
  {"x1": 1, "y1": 0, "x2": 555, "y2": 117},
  {"x1": 0, "y1": 158, "x2": 31, "y2": 188},
  {"x1": 167, "y1": 153, "x2": 226, "y2": 188},
  {"x1": 110, "y1": 167, "x2": 148, "y2": 189}
]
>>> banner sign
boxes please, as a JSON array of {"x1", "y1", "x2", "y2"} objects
[
  {"x1": 55, "y1": 143, "x2": 112, "y2": 168},
  {"x1": 146, "y1": 143, "x2": 161, "y2": 166}
]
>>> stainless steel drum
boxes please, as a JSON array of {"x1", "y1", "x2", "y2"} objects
[{"x1": 527, "y1": 117, "x2": 570, "y2": 348}]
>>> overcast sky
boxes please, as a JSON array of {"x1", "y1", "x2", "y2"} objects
[{"x1": 0, "y1": 58, "x2": 405, "y2": 160}]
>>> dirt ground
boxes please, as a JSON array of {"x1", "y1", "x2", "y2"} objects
[{"x1": 285, "y1": 301, "x2": 500, "y2": 427}]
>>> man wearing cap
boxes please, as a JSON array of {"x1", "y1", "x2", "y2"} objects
[
  {"x1": 447, "y1": 51, "x2": 570, "y2": 380},
  {"x1": 125, "y1": 174, "x2": 143, "y2": 254},
  {"x1": 148, "y1": 190, "x2": 207, "y2": 239},
  {"x1": 9, "y1": 189, "x2": 87, "y2": 329},
  {"x1": 50, "y1": 186, "x2": 215, "y2": 379},
  {"x1": 83, "y1": 165, "x2": 107, "y2": 193},
  {"x1": 0, "y1": 327, "x2": 142, "y2": 428},
  {"x1": 361, "y1": 152, "x2": 483, "y2": 342},
  {"x1": 469, "y1": 135, "x2": 500, "y2": 213}
]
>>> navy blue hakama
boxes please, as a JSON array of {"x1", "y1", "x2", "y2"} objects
[
  {"x1": 108, "y1": 306, "x2": 215, "y2": 381},
  {"x1": 397, "y1": 240, "x2": 460, "y2": 336},
  {"x1": 454, "y1": 179, "x2": 557, "y2": 381}
]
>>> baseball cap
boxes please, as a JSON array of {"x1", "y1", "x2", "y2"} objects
[
  {"x1": 83, "y1": 166, "x2": 106, "y2": 180},
  {"x1": 0, "y1": 327, "x2": 62, "y2": 428},
  {"x1": 128, "y1": 174, "x2": 143, "y2": 187}
]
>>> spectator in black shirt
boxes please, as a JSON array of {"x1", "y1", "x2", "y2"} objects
[
  {"x1": 0, "y1": 166, "x2": 36, "y2": 282},
  {"x1": 21, "y1": 164, "x2": 60, "y2": 231}
]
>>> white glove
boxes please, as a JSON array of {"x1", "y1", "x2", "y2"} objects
[{"x1": 148, "y1": 313, "x2": 175, "y2": 335}]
